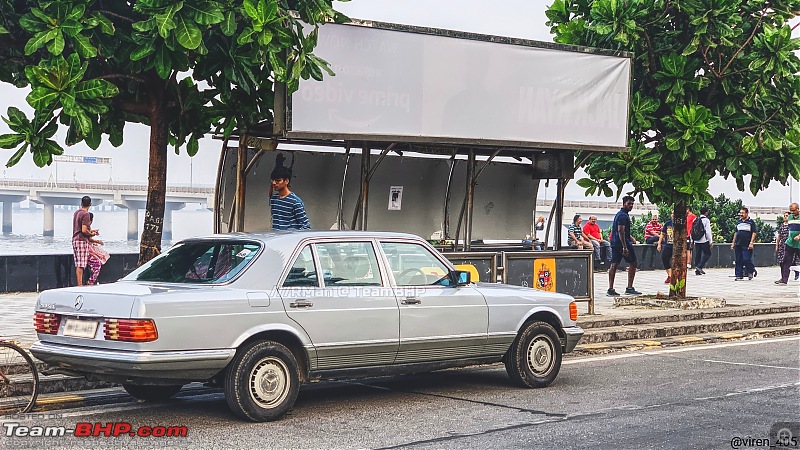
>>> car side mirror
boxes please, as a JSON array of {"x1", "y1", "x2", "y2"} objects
[{"x1": 451, "y1": 270, "x2": 470, "y2": 286}]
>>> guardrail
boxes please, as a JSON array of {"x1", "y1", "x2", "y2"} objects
[{"x1": 0, "y1": 179, "x2": 214, "y2": 194}]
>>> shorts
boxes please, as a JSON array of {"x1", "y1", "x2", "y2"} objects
[
  {"x1": 661, "y1": 246, "x2": 673, "y2": 269},
  {"x1": 610, "y1": 242, "x2": 637, "y2": 264},
  {"x1": 72, "y1": 239, "x2": 90, "y2": 268}
]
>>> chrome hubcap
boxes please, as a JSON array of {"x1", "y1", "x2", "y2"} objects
[
  {"x1": 527, "y1": 336, "x2": 554, "y2": 376},
  {"x1": 249, "y1": 357, "x2": 290, "y2": 408}
]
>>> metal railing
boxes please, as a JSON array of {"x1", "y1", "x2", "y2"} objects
[{"x1": 0, "y1": 179, "x2": 214, "y2": 195}]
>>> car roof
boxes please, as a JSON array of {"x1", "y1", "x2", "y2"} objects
[{"x1": 178, "y1": 230, "x2": 426, "y2": 248}]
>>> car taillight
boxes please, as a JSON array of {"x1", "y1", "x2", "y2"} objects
[
  {"x1": 569, "y1": 302, "x2": 578, "y2": 321},
  {"x1": 104, "y1": 319, "x2": 158, "y2": 342},
  {"x1": 34, "y1": 312, "x2": 62, "y2": 334}
]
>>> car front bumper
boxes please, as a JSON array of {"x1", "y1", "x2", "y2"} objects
[
  {"x1": 563, "y1": 326, "x2": 584, "y2": 353},
  {"x1": 30, "y1": 340, "x2": 235, "y2": 382}
]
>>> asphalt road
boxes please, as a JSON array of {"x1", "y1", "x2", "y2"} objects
[{"x1": 2, "y1": 337, "x2": 799, "y2": 450}]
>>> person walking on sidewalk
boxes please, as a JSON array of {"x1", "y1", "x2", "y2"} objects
[
  {"x1": 776, "y1": 209, "x2": 800, "y2": 281},
  {"x1": 731, "y1": 207, "x2": 757, "y2": 281},
  {"x1": 693, "y1": 207, "x2": 713, "y2": 275},
  {"x1": 608, "y1": 196, "x2": 641, "y2": 296},
  {"x1": 657, "y1": 213, "x2": 674, "y2": 284},
  {"x1": 685, "y1": 206, "x2": 697, "y2": 269},
  {"x1": 583, "y1": 215, "x2": 611, "y2": 267},
  {"x1": 776, "y1": 202, "x2": 800, "y2": 285},
  {"x1": 72, "y1": 195, "x2": 99, "y2": 286}
]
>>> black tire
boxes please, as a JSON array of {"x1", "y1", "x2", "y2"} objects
[
  {"x1": 224, "y1": 341, "x2": 300, "y2": 422},
  {"x1": 504, "y1": 321, "x2": 562, "y2": 388},
  {"x1": 0, "y1": 341, "x2": 39, "y2": 413},
  {"x1": 123, "y1": 384, "x2": 183, "y2": 401}
]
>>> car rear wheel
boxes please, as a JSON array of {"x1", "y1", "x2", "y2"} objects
[
  {"x1": 224, "y1": 340, "x2": 300, "y2": 422},
  {"x1": 123, "y1": 384, "x2": 183, "y2": 401},
  {"x1": 504, "y1": 321, "x2": 562, "y2": 388}
]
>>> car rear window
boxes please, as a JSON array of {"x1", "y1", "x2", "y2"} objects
[{"x1": 123, "y1": 240, "x2": 261, "y2": 284}]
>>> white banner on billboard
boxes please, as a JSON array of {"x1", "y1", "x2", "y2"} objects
[{"x1": 288, "y1": 22, "x2": 631, "y2": 151}]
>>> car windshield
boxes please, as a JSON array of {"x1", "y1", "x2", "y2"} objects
[{"x1": 123, "y1": 240, "x2": 261, "y2": 284}]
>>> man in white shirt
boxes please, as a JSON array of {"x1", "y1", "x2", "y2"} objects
[{"x1": 693, "y1": 207, "x2": 714, "y2": 275}]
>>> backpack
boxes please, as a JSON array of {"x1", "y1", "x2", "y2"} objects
[{"x1": 690, "y1": 216, "x2": 706, "y2": 241}]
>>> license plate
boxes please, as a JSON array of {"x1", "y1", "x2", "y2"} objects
[{"x1": 63, "y1": 318, "x2": 99, "y2": 339}]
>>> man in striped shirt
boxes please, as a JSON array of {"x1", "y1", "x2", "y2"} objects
[{"x1": 269, "y1": 167, "x2": 311, "y2": 231}]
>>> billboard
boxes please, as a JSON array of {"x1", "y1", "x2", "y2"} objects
[{"x1": 286, "y1": 21, "x2": 632, "y2": 152}]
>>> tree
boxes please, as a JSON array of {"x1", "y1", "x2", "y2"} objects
[
  {"x1": 0, "y1": 0, "x2": 346, "y2": 265},
  {"x1": 547, "y1": 0, "x2": 800, "y2": 297}
]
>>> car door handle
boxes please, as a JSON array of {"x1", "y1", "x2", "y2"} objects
[
  {"x1": 401, "y1": 297, "x2": 421, "y2": 305},
  {"x1": 289, "y1": 299, "x2": 314, "y2": 308}
]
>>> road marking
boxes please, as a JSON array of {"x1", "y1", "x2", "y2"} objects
[
  {"x1": 564, "y1": 335, "x2": 800, "y2": 365},
  {"x1": 700, "y1": 359, "x2": 800, "y2": 370}
]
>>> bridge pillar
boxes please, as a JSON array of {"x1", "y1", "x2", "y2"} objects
[
  {"x1": 128, "y1": 208, "x2": 139, "y2": 241},
  {"x1": 162, "y1": 203, "x2": 186, "y2": 242},
  {"x1": 43, "y1": 202, "x2": 55, "y2": 237},
  {"x1": 2, "y1": 201, "x2": 11, "y2": 234}
]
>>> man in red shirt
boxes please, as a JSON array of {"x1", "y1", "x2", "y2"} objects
[
  {"x1": 686, "y1": 206, "x2": 697, "y2": 268},
  {"x1": 644, "y1": 214, "x2": 662, "y2": 244},
  {"x1": 582, "y1": 215, "x2": 611, "y2": 266}
]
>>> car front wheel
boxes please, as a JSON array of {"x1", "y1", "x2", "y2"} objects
[
  {"x1": 123, "y1": 384, "x2": 183, "y2": 401},
  {"x1": 224, "y1": 341, "x2": 300, "y2": 422},
  {"x1": 505, "y1": 321, "x2": 562, "y2": 388}
]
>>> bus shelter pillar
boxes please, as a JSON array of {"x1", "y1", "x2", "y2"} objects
[{"x1": 464, "y1": 150, "x2": 475, "y2": 251}]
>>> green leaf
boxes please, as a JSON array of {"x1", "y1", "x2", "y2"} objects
[
  {"x1": 24, "y1": 29, "x2": 57, "y2": 56},
  {"x1": 91, "y1": 12, "x2": 115, "y2": 34},
  {"x1": 19, "y1": 14, "x2": 47, "y2": 33},
  {"x1": 154, "y1": 45, "x2": 172, "y2": 79},
  {"x1": 185, "y1": 2, "x2": 224, "y2": 25},
  {"x1": 6, "y1": 144, "x2": 29, "y2": 168},
  {"x1": 187, "y1": 135, "x2": 199, "y2": 156},
  {"x1": 130, "y1": 43, "x2": 156, "y2": 61},
  {"x1": 0, "y1": 24, "x2": 7, "y2": 34},
  {"x1": 26, "y1": 87, "x2": 59, "y2": 110},
  {"x1": 32, "y1": 145, "x2": 52, "y2": 167},
  {"x1": 0, "y1": 134, "x2": 24, "y2": 149},
  {"x1": 174, "y1": 15, "x2": 202, "y2": 50},
  {"x1": 221, "y1": 10, "x2": 236, "y2": 36},
  {"x1": 72, "y1": 34, "x2": 98, "y2": 58},
  {"x1": 47, "y1": 31, "x2": 65, "y2": 55},
  {"x1": 75, "y1": 79, "x2": 119, "y2": 99},
  {"x1": 60, "y1": 19, "x2": 82, "y2": 37}
]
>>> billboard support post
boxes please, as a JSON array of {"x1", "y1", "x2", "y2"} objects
[
  {"x1": 359, "y1": 143, "x2": 370, "y2": 231},
  {"x1": 464, "y1": 150, "x2": 475, "y2": 251}
]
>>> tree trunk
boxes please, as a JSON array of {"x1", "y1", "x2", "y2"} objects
[
  {"x1": 670, "y1": 202, "x2": 689, "y2": 298},
  {"x1": 138, "y1": 83, "x2": 168, "y2": 266}
]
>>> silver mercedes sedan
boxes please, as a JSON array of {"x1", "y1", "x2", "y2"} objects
[{"x1": 31, "y1": 231, "x2": 583, "y2": 422}]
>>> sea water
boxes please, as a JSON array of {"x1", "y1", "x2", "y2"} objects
[{"x1": 0, "y1": 206, "x2": 213, "y2": 255}]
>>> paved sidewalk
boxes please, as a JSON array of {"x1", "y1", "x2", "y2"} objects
[{"x1": 1, "y1": 267, "x2": 797, "y2": 347}]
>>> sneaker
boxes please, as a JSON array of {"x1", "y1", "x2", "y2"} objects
[
  {"x1": 794, "y1": 271, "x2": 799, "y2": 281},
  {"x1": 775, "y1": 280, "x2": 787, "y2": 285},
  {"x1": 625, "y1": 287, "x2": 642, "y2": 295},
  {"x1": 695, "y1": 269, "x2": 702, "y2": 276},
  {"x1": 752, "y1": 269, "x2": 757, "y2": 278},
  {"x1": 607, "y1": 289, "x2": 620, "y2": 296},
  {"x1": 735, "y1": 277, "x2": 743, "y2": 281},
  {"x1": 699, "y1": 268, "x2": 706, "y2": 275},
  {"x1": 664, "y1": 276, "x2": 671, "y2": 284},
  {"x1": 748, "y1": 272, "x2": 753, "y2": 280}
]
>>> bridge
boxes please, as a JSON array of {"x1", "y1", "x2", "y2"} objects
[{"x1": 0, "y1": 179, "x2": 214, "y2": 240}]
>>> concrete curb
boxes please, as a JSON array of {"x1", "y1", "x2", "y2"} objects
[{"x1": 573, "y1": 325, "x2": 800, "y2": 355}]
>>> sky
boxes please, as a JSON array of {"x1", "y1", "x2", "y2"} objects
[{"x1": 0, "y1": 0, "x2": 797, "y2": 206}]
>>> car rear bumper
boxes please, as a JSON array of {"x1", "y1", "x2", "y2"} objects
[
  {"x1": 30, "y1": 340, "x2": 235, "y2": 381},
  {"x1": 563, "y1": 326, "x2": 584, "y2": 353}
]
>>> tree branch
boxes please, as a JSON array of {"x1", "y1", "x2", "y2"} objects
[
  {"x1": 720, "y1": 8, "x2": 765, "y2": 77},
  {"x1": 113, "y1": 99, "x2": 150, "y2": 116},
  {"x1": 96, "y1": 10, "x2": 137, "y2": 23},
  {"x1": 95, "y1": 74, "x2": 146, "y2": 84}
]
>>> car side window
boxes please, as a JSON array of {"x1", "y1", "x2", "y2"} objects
[
  {"x1": 282, "y1": 246, "x2": 319, "y2": 287},
  {"x1": 379, "y1": 242, "x2": 450, "y2": 286},
  {"x1": 315, "y1": 242, "x2": 382, "y2": 286}
]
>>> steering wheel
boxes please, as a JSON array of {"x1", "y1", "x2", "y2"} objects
[{"x1": 397, "y1": 268, "x2": 427, "y2": 285}]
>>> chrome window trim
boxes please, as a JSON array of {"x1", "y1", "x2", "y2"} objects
[{"x1": 278, "y1": 244, "x2": 321, "y2": 289}]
